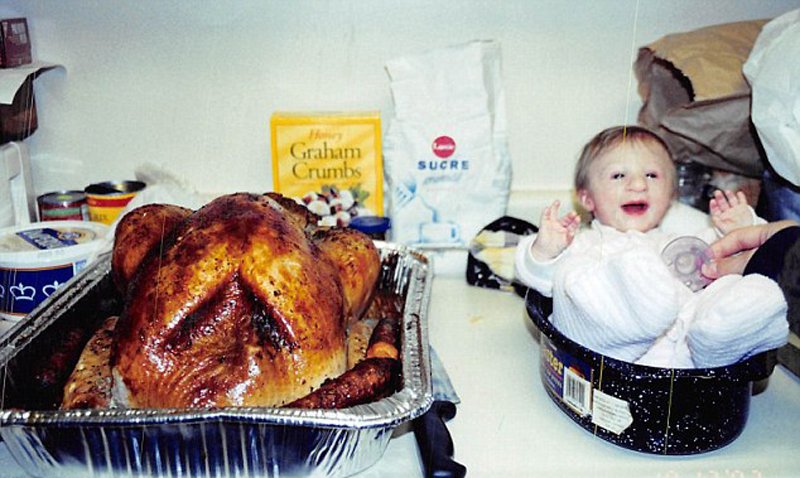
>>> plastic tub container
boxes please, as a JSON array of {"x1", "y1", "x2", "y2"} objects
[
  {"x1": 525, "y1": 289, "x2": 777, "y2": 455},
  {"x1": 0, "y1": 220, "x2": 108, "y2": 321}
]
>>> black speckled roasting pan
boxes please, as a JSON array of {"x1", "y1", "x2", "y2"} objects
[{"x1": 526, "y1": 289, "x2": 777, "y2": 455}]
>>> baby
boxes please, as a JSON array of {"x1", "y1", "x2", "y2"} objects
[{"x1": 515, "y1": 126, "x2": 788, "y2": 368}]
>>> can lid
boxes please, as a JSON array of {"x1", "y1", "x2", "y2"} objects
[
  {"x1": 38, "y1": 190, "x2": 86, "y2": 206},
  {"x1": 349, "y1": 216, "x2": 391, "y2": 234}
]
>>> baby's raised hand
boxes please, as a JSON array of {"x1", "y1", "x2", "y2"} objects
[
  {"x1": 530, "y1": 200, "x2": 581, "y2": 261},
  {"x1": 709, "y1": 190, "x2": 753, "y2": 234}
]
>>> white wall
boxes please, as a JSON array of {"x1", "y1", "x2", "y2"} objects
[{"x1": 2, "y1": 1, "x2": 798, "y2": 207}]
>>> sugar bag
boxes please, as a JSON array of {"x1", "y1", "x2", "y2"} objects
[{"x1": 383, "y1": 40, "x2": 512, "y2": 274}]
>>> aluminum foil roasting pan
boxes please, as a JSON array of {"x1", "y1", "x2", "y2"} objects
[{"x1": 0, "y1": 242, "x2": 433, "y2": 477}]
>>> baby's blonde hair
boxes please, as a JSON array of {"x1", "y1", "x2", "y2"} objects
[{"x1": 574, "y1": 125, "x2": 676, "y2": 192}]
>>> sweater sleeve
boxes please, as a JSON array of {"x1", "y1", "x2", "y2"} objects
[
  {"x1": 745, "y1": 226, "x2": 800, "y2": 336},
  {"x1": 744, "y1": 226, "x2": 800, "y2": 279},
  {"x1": 697, "y1": 206, "x2": 766, "y2": 244},
  {"x1": 514, "y1": 233, "x2": 562, "y2": 297}
]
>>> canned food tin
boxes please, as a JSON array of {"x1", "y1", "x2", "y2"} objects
[
  {"x1": 84, "y1": 180, "x2": 146, "y2": 225},
  {"x1": 37, "y1": 191, "x2": 88, "y2": 222}
]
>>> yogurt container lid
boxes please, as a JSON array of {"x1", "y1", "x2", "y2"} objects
[{"x1": 0, "y1": 221, "x2": 109, "y2": 265}]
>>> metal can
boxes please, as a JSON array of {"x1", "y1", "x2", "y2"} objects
[
  {"x1": 37, "y1": 191, "x2": 88, "y2": 222},
  {"x1": 84, "y1": 180, "x2": 146, "y2": 225}
]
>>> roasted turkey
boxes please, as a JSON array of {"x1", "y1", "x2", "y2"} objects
[{"x1": 67, "y1": 192, "x2": 387, "y2": 409}]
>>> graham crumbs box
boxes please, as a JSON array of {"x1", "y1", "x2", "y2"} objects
[{"x1": 270, "y1": 111, "x2": 383, "y2": 226}]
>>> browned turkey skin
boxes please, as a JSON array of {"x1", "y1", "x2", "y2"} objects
[
  {"x1": 111, "y1": 203, "x2": 193, "y2": 292},
  {"x1": 107, "y1": 192, "x2": 384, "y2": 409}
]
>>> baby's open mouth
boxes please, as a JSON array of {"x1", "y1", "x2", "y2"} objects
[{"x1": 621, "y1": 201, "x2": 649, "y2": 215}]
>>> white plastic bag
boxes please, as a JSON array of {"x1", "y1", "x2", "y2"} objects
[
  {"x1": 743, "y1": 8, "x2": 800, "y2": 187},
  {"x1": 383, "y1": 40, "x2": 512, "y2": 265}
]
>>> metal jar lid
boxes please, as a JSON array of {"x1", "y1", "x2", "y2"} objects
[
  {"x1": 84, "y1": 180, "x2": 146, "y2": 196},
  {"x1": 38, "y1": 190, "x2": 86, "y2": 207}
]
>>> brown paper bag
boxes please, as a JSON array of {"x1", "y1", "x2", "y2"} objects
[
  {"x1": 635, "y1": 20, "x2": 768, "y2": 178},
  {"x1": 0, "y1": 75, "x2": 37, "y2": 143}
]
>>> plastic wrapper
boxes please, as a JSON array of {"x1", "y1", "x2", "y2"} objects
[
  {"x1": 466, "y1": 216, "x2": 535, "y2": 297},
  {"x1": 0, "y1": 243, "x2": 433, "y2": 477},
  {"x1": 744, "y1": 9, "x2": 800, "y2": 187}
]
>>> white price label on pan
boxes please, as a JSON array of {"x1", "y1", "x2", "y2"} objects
[{"x1": 591, "y1": 390, "x2": 633, "y2": 435}]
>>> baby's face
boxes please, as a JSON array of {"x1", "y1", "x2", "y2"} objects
[{"x1": 579, "y1": 141, "x2": 675, "y2": 233}]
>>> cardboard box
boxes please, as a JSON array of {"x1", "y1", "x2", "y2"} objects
[
  {"x1": 270, "y1": 111, "x2": 383, "y2": 226},
  {"x1": 0, "y1": 18, "x2": 32, "y2": 68}
]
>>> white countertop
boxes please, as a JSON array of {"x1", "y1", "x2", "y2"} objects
[
  {"x1": 426, "y1": 277, "x2": 800, "y2": 478},
  {"x1": 1, "y1": 275, "x2": 798, "y2": 478}
]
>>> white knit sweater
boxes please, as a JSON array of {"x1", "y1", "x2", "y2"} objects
[{"x1": 516, "y1": 220, "x2": 788, "y2": 368}]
